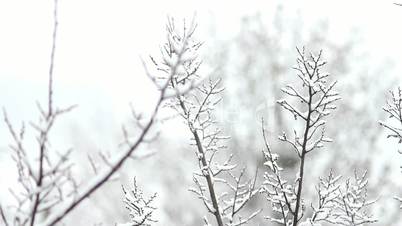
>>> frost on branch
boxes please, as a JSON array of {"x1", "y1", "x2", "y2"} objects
[
  {"x1": 184, "y1": 79, "x2": 260, "y2": 226},
  {"x1": 277, "y1": 47, "x2": 340, "y2": 157},
  {"x1": 310, "y1": 171, "x2": 377, "y2": 226},
  {"x1": 310, "y1": 170, "x2": 341, "y2": 223},
  {"x1": 261, "y1": 48, "x2": 373, "y2": 226},
  {"x1": 1, "y1": 1, "x2": 79, "y2": 225},
  {"x1": 263, "y1": 48, "x2": 340, "y2": 226},
  {"x1": 146, "y1": 17, "x2": 204, "y2": 99},
  {"x1": 261, "y1": 122, "x2": 297, "y2": 226},
  {"x1": 183, "y1": 80, "x2": 260, "y2": 226},
  {"x1": 151, "y1": 17, "x2": 260, "y2": 226},
  {"x1": 380, "y1": 87, "x2": 402, "y2": 143},
  {"x1": 379, "y1": 87, "x2": 402, "y2": 208},
  {"x1": 262, "y1": 132, "x2": 377, "y2": 226},
  {"x1": 3, "y1": 105, "x2": 76, "y2": 226},
  {"x1": 118, "y1": 178, "x2": 157, "y2": 226}
]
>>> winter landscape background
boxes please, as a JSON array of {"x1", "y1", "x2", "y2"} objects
[{"x1": 1, "y1": 0, "x2": 402, "y2": 225}]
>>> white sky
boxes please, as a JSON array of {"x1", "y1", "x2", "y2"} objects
[
  {"x1": 1, "y1": 0, "x2": 402, "y2": 215},
  {"x1": 0, "y1": 0, "x2": 401, "y2": 88},
  {"x1": 1, "y1": 0, "x2": 401, "y2": 87}
]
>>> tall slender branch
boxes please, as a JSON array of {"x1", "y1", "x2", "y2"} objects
[
  {"x1": 159, "y1": 18, "x2": 259, "y2": 226},
  {"x1": 47, "y1": 0, "x2": 58, "y2": 117},
  {"x1": 292, "y1": 81, "x2": 313, "y2": 226},
  {"x1": 263, "y1": 47, "x2": 340, "y2": 225},
  {"x1": 29, "y1": 1, "x2": 59, "y2": 225},
  {"x1": 0, "y1": 205, "x2": 9, "y2": 226}
]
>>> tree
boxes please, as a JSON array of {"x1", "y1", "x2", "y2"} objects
[
  {"x1": 153, "y1": 18, "x2": 260, "y2": 226},
  {"x1": 261, "y1": 48, "x2": 376, "y2": 226},
  {"x1": 0, "y1": 2, "x2": 198, "y2": 226},
  {"x1": 1, "y1": 2, "x2": 396, "y2": 226}
]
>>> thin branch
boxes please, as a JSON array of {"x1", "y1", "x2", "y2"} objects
[
  {"x1": 29, "y1": 1, "x2": 59, "y2": 225},
  {"x1": 0, "y1": 205, "x2": 9, "y2": 226},
  {"x1": 40, "y1": 83, "x2": 168, "y2": 226}
]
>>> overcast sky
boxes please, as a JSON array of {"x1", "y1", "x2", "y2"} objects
[{"x1": 1, "y1": 0, "x2": 401, "y2": 110}]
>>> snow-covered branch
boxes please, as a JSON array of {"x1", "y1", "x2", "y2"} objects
[
  {"x1": 2, "y1": 1, "x2": 78, "y2": 225},
  {"x1": 280, "y1": 48, "x2": 340, "y2": 226},
  {"x1": 117, "y1": 178, "x2": 157, "y2": 226},
  {"x1": 380, "y1": 87, "x2": 402, "y2": 143},
  {"x1": 261, "y1": 121, "x2": 297, "y2": 226},
  {"x1": 380, "y1": 87, "x2": 402, "y2": 209},
  {"x1": 310, "y1": 170, "x2": 377, "y2": 226},
  {"x1": 155, "y1": 18, "x2": 260, "y2": 226},
  {"x1": 310, "y1": 170, "x2": 341, "y2": 223},
  {"x1": 261, "y1": 48, "x2": 375, "y2": 226}
]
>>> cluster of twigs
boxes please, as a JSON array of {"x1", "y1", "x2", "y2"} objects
[{"x1": 261, "y1": 48, "x2": 376, "y2": 226}]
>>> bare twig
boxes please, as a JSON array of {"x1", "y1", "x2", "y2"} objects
[{"x1": 0, "y1": 205, "x2": 9, "y2": 226}]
